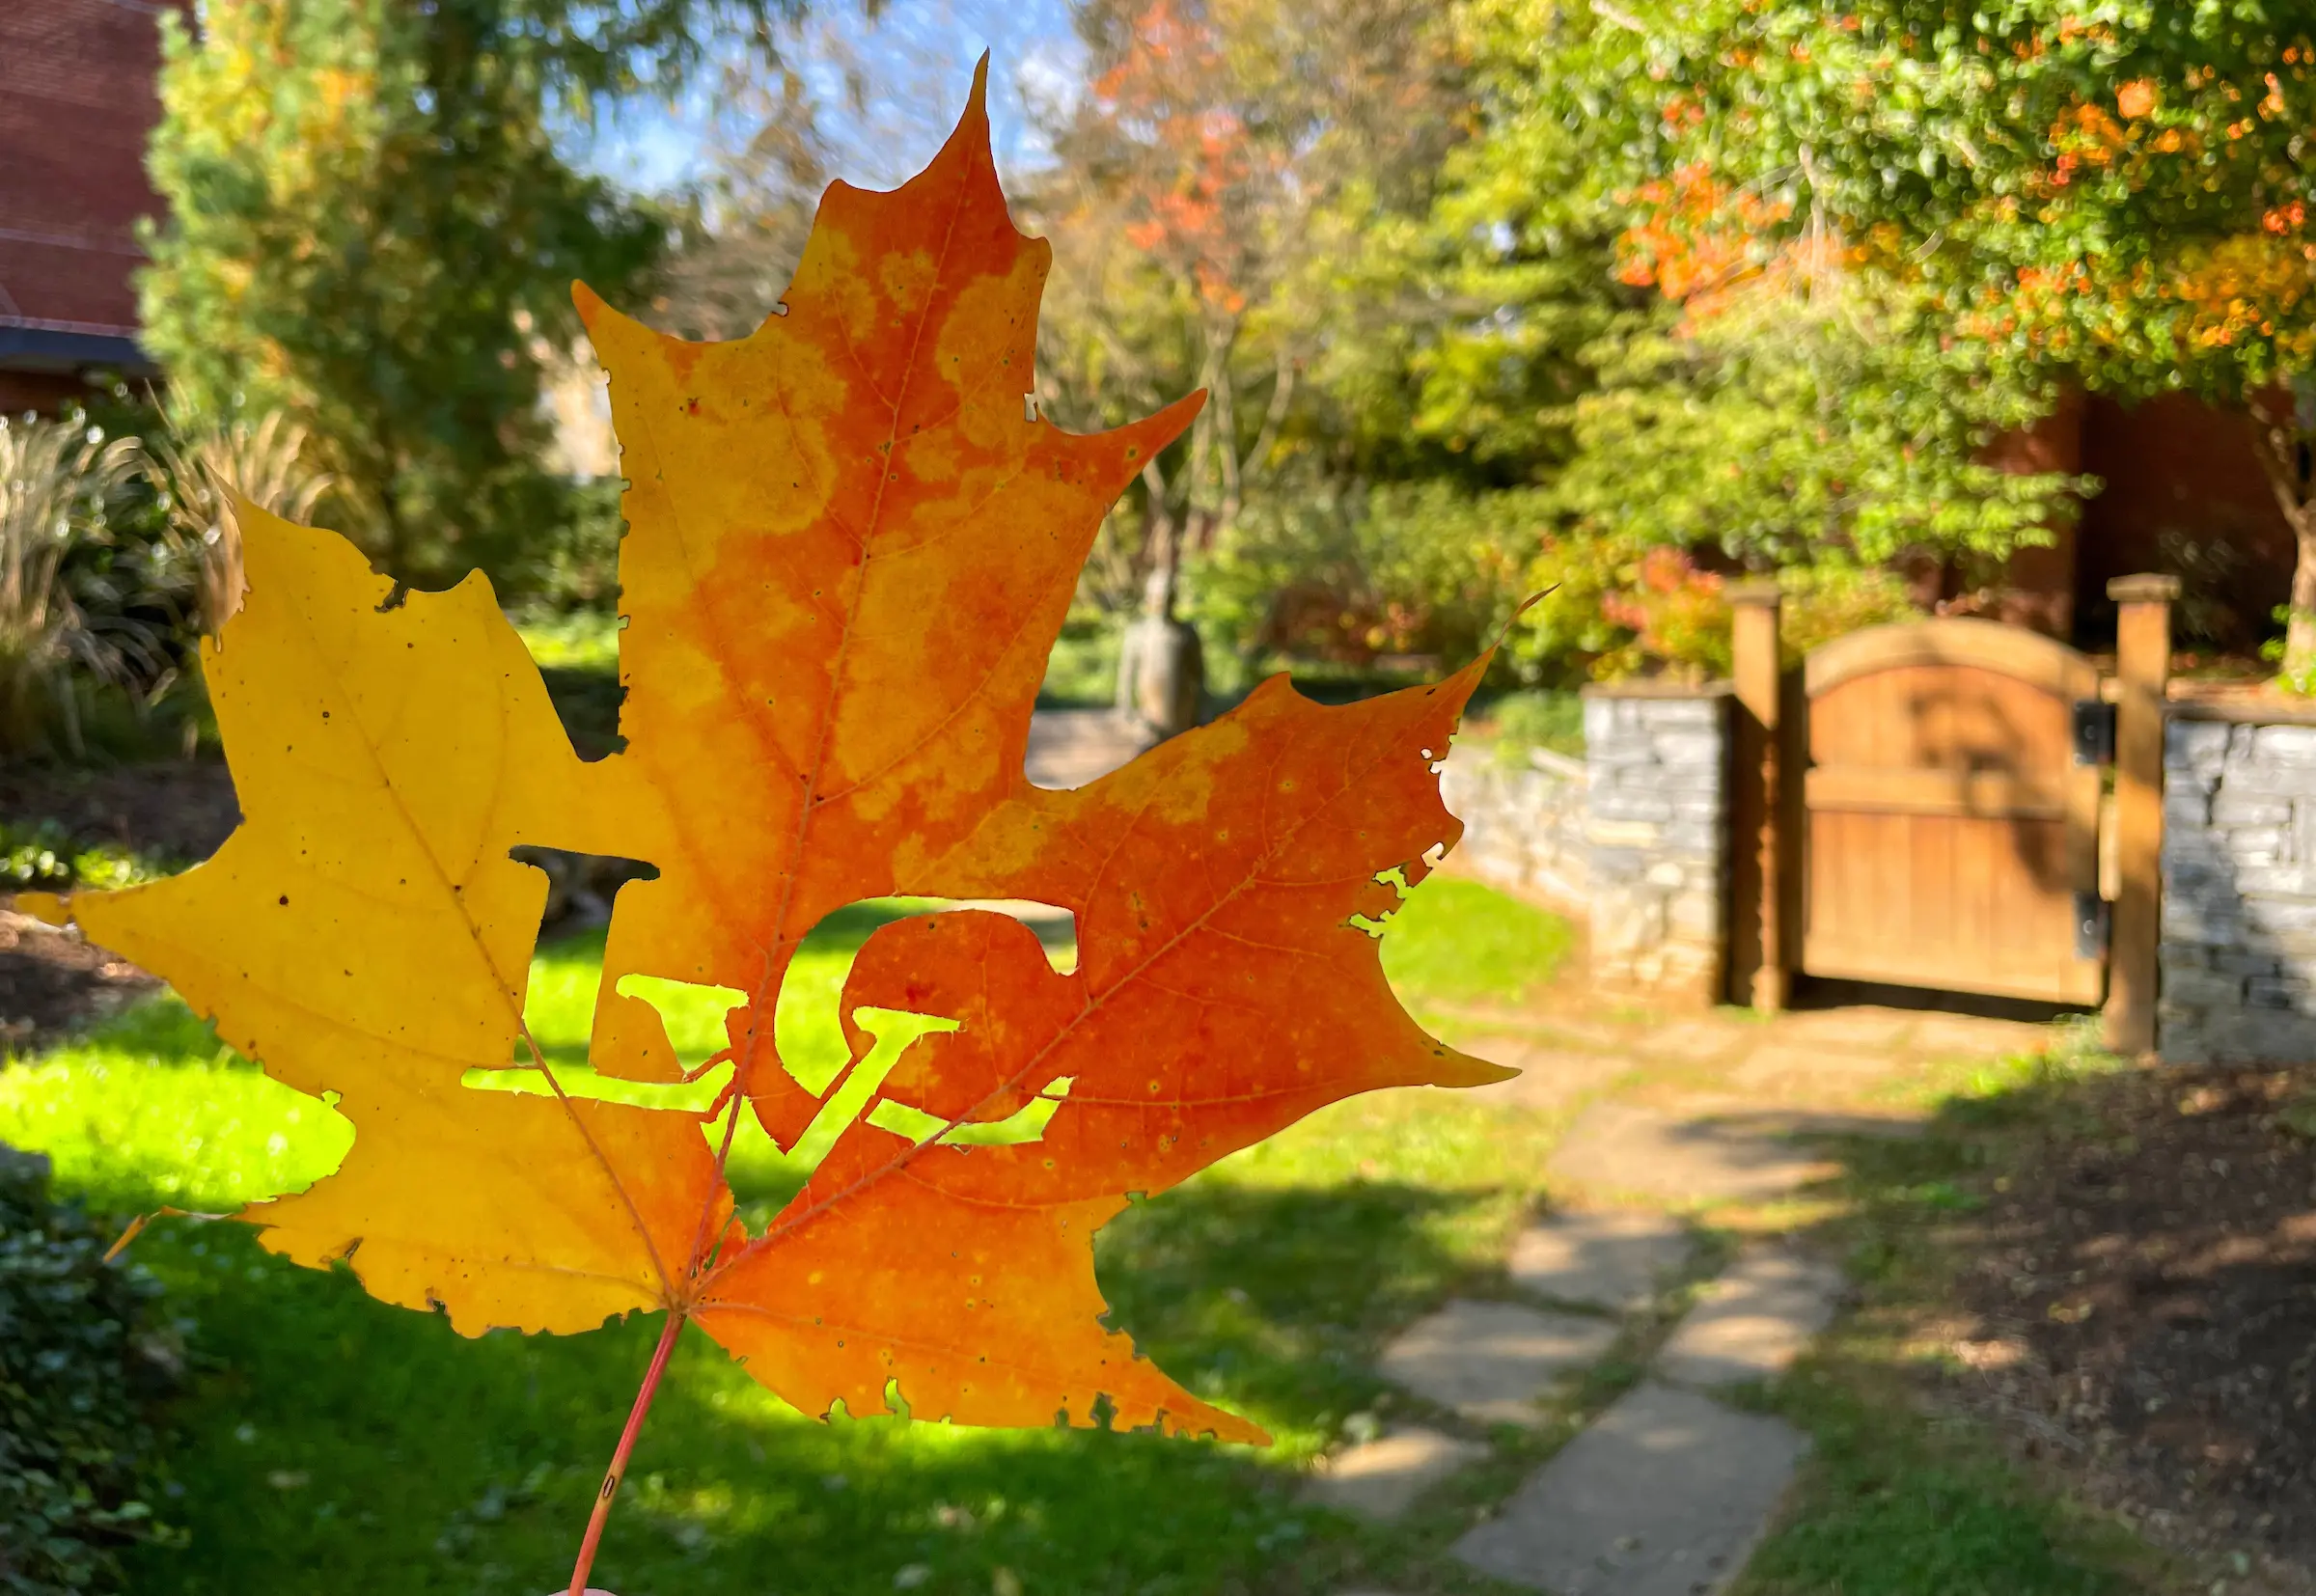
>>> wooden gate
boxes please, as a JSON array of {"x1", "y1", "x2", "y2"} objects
[{"x1": 1798, "y1": 619, "x2": 2108, "y2": 1004}]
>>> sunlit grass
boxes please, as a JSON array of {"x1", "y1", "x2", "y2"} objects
[
  {"x1": 0, "y1": 877, "x2": 1569, "y2": 1596},
  {"x1": 0, "y1": 1001, "x2": 347, "y2": 1214},
  {"x1": 507, "y1": 607, "x2": 621, "y2": 672},
  {"x1": 1373, "y1": 872, "x2": 1572, "y2": 1025}
]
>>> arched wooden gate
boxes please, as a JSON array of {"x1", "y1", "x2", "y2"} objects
[{"x1": 1795, "y1": 619, "x2": 2109, "y2": 1004}]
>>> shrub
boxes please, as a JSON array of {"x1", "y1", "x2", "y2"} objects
[
  {"x1": 1188, "y1": 479, "x2": 1547, "y2": 687},
  {"x1": 0, "y1": 822, "x2": 171, "y2": 892},
  {"x1": 0, "y1": 1151, "x2": 175, "y2": 1594},
  {"x1": 1477, "y1": 689, "x2": 1585, "y2": 761},
  {"x1": 0, "y1": 415, "x2": 174, "y2": 757},
  {"x1": 1516, "y1": 534, "x2": 1920, "y2": 682}
]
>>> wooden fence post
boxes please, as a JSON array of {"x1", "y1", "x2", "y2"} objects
[
  {"x1": 1727, "y1": 580, "x2": 1787, "y2": 1012},
  {"x1": 2106, "y1": 573, "x2": 2178, "y2": 1057}
]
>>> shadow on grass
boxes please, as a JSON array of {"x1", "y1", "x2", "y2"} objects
[
  {"x1": 122, "y1": 1175, "x2": 1492, "y2": 1596},
  {"x1": 1734, "y1": 1046, "x2": 2316, "y2": 1595}
]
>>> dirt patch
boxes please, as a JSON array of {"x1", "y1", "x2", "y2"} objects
[
  {"x1": 0, "y1": 911, "x2": 159, "y2": 1052},
  {"x1": 0, "y1": 760, "x2": 239, "y2": 865},
  {"x1": 0, "y1": 763, "x2": 233, "y2": 1047},
  {"x1": 1941, "y1": 1064, "x2": 2316, "y2": 1586}
]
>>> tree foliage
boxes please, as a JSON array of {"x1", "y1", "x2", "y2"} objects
[
  {"x1": 1029, "y1": 0, "x2": 1476, "y2": 622},
  {"x1": 1579, "y1": 0, "x2": 2316, "y2": 669},
  {"x1": 1430, "y1": 0, "x2": 2085, "y2": 622},
  {"x1": 139, "y1": 0, "x2": 791, "y2": 591}
]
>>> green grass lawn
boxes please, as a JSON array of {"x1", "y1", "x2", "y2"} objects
[{"x1": 0, "y1": 877, "x2": 1571, "y2": 1596}]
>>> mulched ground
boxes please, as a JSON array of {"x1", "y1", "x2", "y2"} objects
[
  {"x1": 1941, "y1": 1063, "x2": 2316, "y2": 1588},
  {"x1": 0, "y1": 759, "x2": 240, "y2": 865},
  {"x1": 0, "y1": 911, "x2": 159, "y2": 1052},
  {"x1": 0, "y1": 761, "x2": 234, "y2": 1048}
]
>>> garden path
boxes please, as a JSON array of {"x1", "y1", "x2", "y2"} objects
[{"x1": 1305, "y1": 993, "x2": 2059, "y2": 1596}]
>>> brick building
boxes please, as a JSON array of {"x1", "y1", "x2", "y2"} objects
[{"x1": 0, "y1": 0, "x2": 186, "y2": 413}]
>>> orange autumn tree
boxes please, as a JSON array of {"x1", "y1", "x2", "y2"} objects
[
  {"x1": 26, "y1": 67, "x2": 1509, "y2": 1595},
  {"x1": 1032, "y1": 0, "x2": 1465, "y2": 632},
  {"x1": 1582, "y1": 1, "x2": 2316, "y2": 673},
  {"x1": 1431, "y1": 0, "x2": 2082, "y2": 687}
]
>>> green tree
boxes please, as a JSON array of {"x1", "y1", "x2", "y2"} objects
[
  {"x1": 140, "y1": 0, "x2": 790, "y2": 589},
  {"x1": 1586, "y1": 0, "x2": 2316, "y2": 673},
  {"x1": 1423, "y1": 0, "x2": 2081, "y2": 617}
]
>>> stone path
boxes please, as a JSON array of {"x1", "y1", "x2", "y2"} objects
[
  {"x1": 1023, "y1": 708, "x2": 1153, "y2": 790},
  {"x1": 1455, "y1": 1382, "x2": 1809, "y2": 1596},
  {"x1": 1300, "y1": 994, "x2": 2057, "y2": 1592},
  {"x1": 1378, "y1": 1300, "x2": 1620, "y2": 1426}
]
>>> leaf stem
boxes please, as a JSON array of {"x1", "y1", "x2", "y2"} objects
[{"x1": 566, "y1": 1308, "x2": 686, "y2": 1596}]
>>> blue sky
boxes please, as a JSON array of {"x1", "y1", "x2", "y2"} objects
[{"x1": 576, "y1": 0, "x2": 1087, "y2": 195}]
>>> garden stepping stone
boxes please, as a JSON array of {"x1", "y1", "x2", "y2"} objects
[
  {"x1": 1508, "y1": 1210, "x2": 1690, "y2": 1311},
  {"x1": 1452, "y1": 1381, "x2": 1807, "y2": 1596},
  {"x1": 1301, "y1": 1425, "x2": 1486, "y2": 1522},
  {"x1": 1680, "y1": 1097, "x2": 1927, "y2": 1142},
  {"x1": 1656, "y1": 1247, "x2": 1844, "y2": 1388},
  {"x1": 1379, "y1": 1299, "x2": 1619, "y2": 1425},
  {"x1": 1547, "y1": 1100, "x2": 1834, "y2": 1204}
]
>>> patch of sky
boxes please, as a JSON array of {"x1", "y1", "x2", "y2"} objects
[{"x1": 565, "y1": 0, "x2": 1088, "y2": 196}]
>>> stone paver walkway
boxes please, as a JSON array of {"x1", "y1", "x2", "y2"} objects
[
  {"x1": 1302, "y1": 991, "x2": 2059, "y2": 1595},
  {"x1": 1302, "y1": 1426, "x2": 1484, "y2": 1523},
  {"x1": 1509, "y1": 1211, "x2": 1690, "y2": 1311},
  {"x1": 1656, "y1": 1248, "x2": 1844, "y2": 1389},
  {"x1": 1547, "y1": 1100, "x2": 1837, "y2": 1204},
  {"x1": 1378, "y1": 1300, "x2": 1619, "y2": 1426},
  {"x1": 1455, "y1": 1381, "x2": 1809, "y2": 1596},
  {"x1": 1023, "y1": 708, "x2": 1152, "y2": 789}
]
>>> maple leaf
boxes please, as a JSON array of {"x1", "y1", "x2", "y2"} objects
[{"x1": 32, "y1": 61, "x2": 1510, "y2": 1590}]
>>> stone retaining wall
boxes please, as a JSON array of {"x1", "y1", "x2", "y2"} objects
[
  {"x1": 1440, "y1": 687, "x2": 1732, "y2": 1008},
  {"x1": 1436, "y1": 685, "x2": 1732, "y2": 1009},
  {"x1": 1584, "y1": 687, "x2": 1729, "y2": 1006},
  {"x1": 1439, "y1": 745, "x2": 1590, "y2": 915},
  {"x1": 2159, "y1": 712, "x2": 2316, "y2": 1062}
]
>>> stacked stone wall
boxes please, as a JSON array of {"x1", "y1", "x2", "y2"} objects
[
  {"x1": 1583, "y1": 688, "x2": 1729, "y2": 1006},
  {"x1": 1439, "y1": 687, "x2": 1730, "y2": 1007},
  {"x1": 2159, "y1": 713, "x2": 2316, "y2": 1061},
  {"x1": 1438, "y1": 745, "x2": 1590, "y2": 915}
]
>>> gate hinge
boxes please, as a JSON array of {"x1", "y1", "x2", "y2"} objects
[
  {"x1": 2072, "y1": 699, "x2": 2115, "y2": 765},
  {"x1": 2075, "y1": 890, "x2": 2109, "y2": 960}
]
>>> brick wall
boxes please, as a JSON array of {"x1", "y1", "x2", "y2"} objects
[{"x1": 0, "y1": 0, "x2": 184, "y2": 379}]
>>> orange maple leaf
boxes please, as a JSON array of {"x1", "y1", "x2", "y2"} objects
[{"x1": 27, "y1": 62, "x2": 1509, "y2": 1591}]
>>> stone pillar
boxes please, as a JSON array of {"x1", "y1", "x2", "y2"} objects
[
  {"x1": 2106, "y1": 572, "x2": 2177, "y2": 1057},
  {"x1": 1116, "y1": 615, "x2": 1204, "y2": 738},
  {"x1": 2158, "y1": 711, "x2": 2316, "y2": 1062},
  {"x1": 1582, "y1": 683, "x2": 1730, "y2": 1007}
]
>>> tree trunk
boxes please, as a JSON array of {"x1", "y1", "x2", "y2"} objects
[
  {"x1": 2289, "y1": 524, "x2": 2316, "y2": 686},
  {"x1": 1117, "y1": 509, "x2": 1204, "y2": 736},
  {"x1": 2251, "y1": 404, "x2": 2316, "y2": 683}
]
